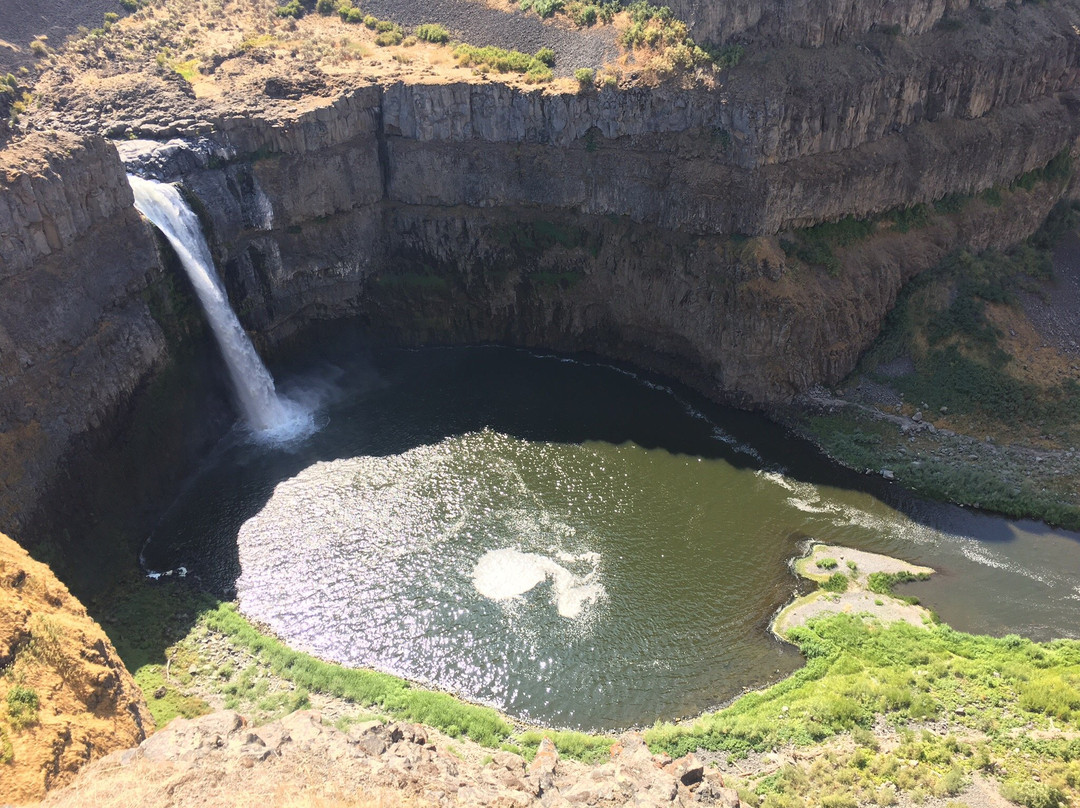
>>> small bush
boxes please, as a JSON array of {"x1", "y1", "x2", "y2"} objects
[
  {"x1": 574, "y1": 67, "x2": 595, "y2": 90},
  {"x1": 340, "y1": 6, "x2": 364, "y2": 22},
  {"x1": 519, "y1": 0, "x2": 564, "y2": 17},
  {"x1": 375, "y1": 29, "x2": 403, "y2": 46},
  {"x1": 816, "y1": 557, "x2": 839, "y2": 570},
  {"x1": 567, "y1": 1, "x2": 599, "y2": 25},
  {"x1": 6, "y1": 685, "x2": 40, "y2": 728},
  {"x1": 822, "y1": 573, "x2": 849, "y2": 593},
  {"x1": 453, "y1": 44, "x2": 552, "y2": 81},
  {"x1": 275, "y1": 0, "x2": 304, "y2": 18},
  {"x1": 315, "y1": 0, "x2": 337, "y2": 13},
  {"x1": 120, "y1": 0, "x2": 140, "y2": 10},
  {"x1": 534, "y1": 47, "x2": 555, "y2": 66},
  {"x1": 415, "y1": 23, "x2": 450, "y2": 43},
  {"x1": 363, "y1": 14, "x2": 378, "y2": 27},
  {"x1": 29, "y1": 39, "x2": 49, "y2": 57},
  {"x1": 999, "y1": 780, "x2": 1068, "y2": 808}
]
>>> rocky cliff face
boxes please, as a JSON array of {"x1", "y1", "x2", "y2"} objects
[
  {"x1": 0, "y1": 133, "x2": 168, "y2": 529},
  {"x1": 0, "y1": 132, "x2": 231, "y2": 584},
  {"x1": 0, "y1": 530, "x2": 152, "y2": 803},
  {"x1": 4, "y1": 0, "x2": 1080, "y2": 542}
]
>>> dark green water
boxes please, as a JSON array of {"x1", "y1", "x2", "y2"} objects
[{"x1": 143, "y1": 344, "x2": 1080, "y2": 732}]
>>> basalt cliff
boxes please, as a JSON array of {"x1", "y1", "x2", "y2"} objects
[{"x1": 2, "y1": 0, "x2": 1080, "y2": 571}]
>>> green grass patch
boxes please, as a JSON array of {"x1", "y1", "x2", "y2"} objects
[
  {"x1": 645, "y1": 613, "x2": 1080, "y2": 768},
  {"x1": 202, "y1": 604, "x2": 513, "y2": 747},
  {"x1": 517, "y1": 729, "x2": 614, "y2": 763},
  {"x1": 867, "y1": 571, "x2": 932, "y2": 596},
  {"x1": 821, "y1": 573, "x2": 849, "y2": 593}
]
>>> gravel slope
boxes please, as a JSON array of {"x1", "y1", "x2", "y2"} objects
[
  {"x1": 357, "y1": 0, "x2": 620, "y2": 74},
  {"x1": 0, "y1": 0, "x2": 124, "y2": 70}
]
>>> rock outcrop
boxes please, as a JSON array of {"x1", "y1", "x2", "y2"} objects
[
  {"x1": 0, "y1": 531, "x2": 152, "y2": 804},
  {"x1": 39, "y1": 710, "x2": 744, "y2": 807}
]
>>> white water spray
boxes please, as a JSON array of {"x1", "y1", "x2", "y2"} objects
[{"x1": 128, "y1": 175, "x2": 314, "y2": 442}]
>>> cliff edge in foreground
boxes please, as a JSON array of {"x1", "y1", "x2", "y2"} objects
[{"x1": 0, "y1": 531, "x2": 153, "y2": 804}]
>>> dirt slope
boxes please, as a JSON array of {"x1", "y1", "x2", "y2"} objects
[{"x1": 0, "y1": 531, "x2": 153, "y2": 804}]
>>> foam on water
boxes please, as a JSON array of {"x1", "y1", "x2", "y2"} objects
[{"x1": 472, "y1": 548, "x2": 605, "y2": 618}]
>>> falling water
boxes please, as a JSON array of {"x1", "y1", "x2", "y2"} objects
[{"x1": 128, "y1": 175, "x2": 314, "y2": 442}]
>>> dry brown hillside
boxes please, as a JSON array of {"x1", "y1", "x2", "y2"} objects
[{"x1": 0, "y1": 532, "x2": 153, "y2": 804}]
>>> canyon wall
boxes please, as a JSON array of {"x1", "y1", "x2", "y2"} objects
[
  {"x1": 0, "y1": 132, "x2": 231, "y2": 581},
  {"x1": 4, "y1": 3, "x2": 1080, "y2": 543}
]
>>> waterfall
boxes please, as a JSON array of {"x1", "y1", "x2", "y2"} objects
[{"x1": 128, "y1": 175, "x2": 314, "y2": 442}]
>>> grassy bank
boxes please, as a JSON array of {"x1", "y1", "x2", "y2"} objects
[
  {"x1": 101, "y1": 577, "x2": 612, "y2": 762},
  {"x1": 99, "y1": 553, "x2": 1080, "y2": 806}
]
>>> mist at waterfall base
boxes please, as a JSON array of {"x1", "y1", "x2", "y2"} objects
[
  {"x1": 129, "y1": 175, "x2": 316, "y2": 444},
  {"x1": 141, "y1": 339, "x2": 1080, "y2": 731}
]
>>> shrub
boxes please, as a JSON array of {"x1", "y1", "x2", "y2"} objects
[
  {"x1": 816, "y1": 557, "x2": 838, "y2": 570},
  {"x1": 6, "y1": 685, "x2": 40, "y2": 728},
  {"x1": 415, "y1": 23, "x2": 450, "y2": 43},
  {"x1": 363, "y1": 14, "x2": 378, "y2": 27},
  {"x1": 567, "y1": 2, "x2": 599, "y2": 25},
  {"x1": 275, "y1": 0, "x2": 304, "y2": 18},
  {"x1": 375, "y1": 28, "x2": 404, "y2": 46},
  {"x1": 340, "y1": 6, "x2": 364, "y2": 22},
  {"x1": 453, "y1": 44, "x2": 552, "y2": 81},
  {"x1": 120, "y1": 0, "x2": 140, "y2": 9},
  {"x1": 999, "y1": 780, "x2": 1068, "y2": 808},
  {"x1": 315, "y1": 0, "x2": 337, "y2": 13},
  {"x1": 821, "y1": 573, "x2": 849, "y2": 593},
  {"x1": 534, "y1": 46, "x2": 555, "y2": 66},
  {"x1": 519, "y1": 0, "x2": 565, "y2": 16},
  {"x1": 29, "y1": 39, "x2": 49, "y2": 57},
  {"x1": 574, "y1": 67, "x2": 595, "y2": 90}
]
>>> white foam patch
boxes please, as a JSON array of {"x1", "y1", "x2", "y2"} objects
[{"x1": 473, "y1": 548, "x2": 604, "y2": 619}]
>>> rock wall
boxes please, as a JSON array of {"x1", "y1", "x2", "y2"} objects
[
  {"x1": 0, "y1": 530, "x2": 153, "y2": 803},
  {"x1": 0, "y1": 132, "x2": 232, "y2": 584},
  {"x1": 0, "y1": 133, "x2": 170, "y2": 530},
  {"x1": 4, "y1": 2, "x2": 1080, "y2": 540}
]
